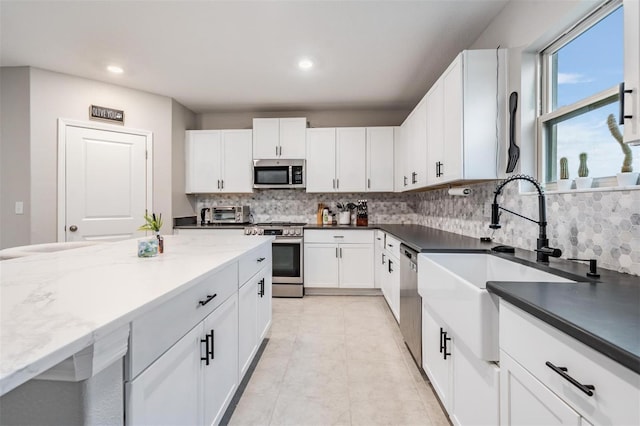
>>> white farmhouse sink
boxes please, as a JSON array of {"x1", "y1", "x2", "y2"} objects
[{"x1": 417, "y1": 253, "x2": 575, "y2": 361}]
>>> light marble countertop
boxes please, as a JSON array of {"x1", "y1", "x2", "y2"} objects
[{"x1": 0, "y1": 235, "x2": 273, "y2": 396}]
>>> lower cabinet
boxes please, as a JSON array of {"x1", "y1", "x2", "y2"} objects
[
  {"x1": 380, "y1": 249, "x2": 399, "y2": 321},
  {"x1": 422, "y1": 301, "x2": 499, "y2": 425},
  {"x1": 127, "y1": 294, "x2": 238, "y2": 426},
  {"x1": 304, "y1": 230, "x2": 374, "y2": 289},
  {"x1": 500, "y1": 350, "x2": 584, "y2": 426}
]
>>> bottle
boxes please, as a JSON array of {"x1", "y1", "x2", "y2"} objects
[
  {"x1": 156, "y1": 232, "x2": 164, "y2": 254},
  {"x1": 322, "y1": 208, "x2": 329, "y2": 225}
]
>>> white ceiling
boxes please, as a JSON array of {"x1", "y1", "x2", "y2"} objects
[{"x1": 0, "y1": 0, "x2": 509, "y2": 113}]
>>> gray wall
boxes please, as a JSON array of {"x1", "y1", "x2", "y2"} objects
[
  {"x1": 0, "y1": 67, "x2": 31, "y2": 249},
  {"x1": 171, "y1": 99, "x2": 198, "y2": 218},
  {"x1": 197, "y1": 108, "x2": 410, "y2": 130}
]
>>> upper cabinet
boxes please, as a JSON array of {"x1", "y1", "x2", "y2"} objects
[
  {"x1": 185, "y1": 129, "x2": 253, "y2": 194},
  {"x1": 623, "y1": 0, "x2": 639, "y2": 144},
  {"x1": 306, "y1": 126, "x2": 394, "y2": 193},
  {"x1": 252, "y1": 117, "x2": 306, "y2": 159},
  {"x1": 306, "y1": 127, "x2": 366, "y2": 192},
  {"x1": 366, "y1": 127, "x2": 396, "y2": 192},
  {"x1": 426, "y1": 49, "x2": 506, "y2": 186},
  {"x1": 399, "y1": 96, "x2": 428, "y2": 191}
]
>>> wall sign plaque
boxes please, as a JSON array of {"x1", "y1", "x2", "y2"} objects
[{"x1": 89, "y1": 105, "x2": 124, "y2": 123}]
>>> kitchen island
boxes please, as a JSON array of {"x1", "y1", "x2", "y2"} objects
[{"x1": 0, "y1": 234, "x2": 273, "y2": 425}]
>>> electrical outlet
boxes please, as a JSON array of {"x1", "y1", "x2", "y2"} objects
[{"x1": 15, "y1": 201, "x2": 24, "y2": 215}]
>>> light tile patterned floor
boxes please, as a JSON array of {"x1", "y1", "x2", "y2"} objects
[{"x1": 229, "y1": 295, "x2": 451, "y2": 426}]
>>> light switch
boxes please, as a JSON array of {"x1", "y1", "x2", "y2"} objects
[{"x1": 15, "y1": 201, "x2": 24, "y2": 215}]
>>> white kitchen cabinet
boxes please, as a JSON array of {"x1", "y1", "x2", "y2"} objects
[
  {"x1": 185, "y1": 129, "x2": 253, "y2": 194},
  {"x1": 127, "y1": 323, "x2": 202, "y2": 426},
  {"x1": 500, "y1": 350, "x2": 582, "y2": 426},
  {"x1": 238, "y1": 275, "x2": 258, "y2": 379},
  {"x1": 422, "y1": 301, "x2": 500, "y2": 425},
  {"x1": 400, "y1": 96, "x2": 428, "y2": 190},
  {"x1": 366, "y1": 127, "x2": 395, "y2": 192},
  {"x1": 306, "y1": 128, "x2": 337, "y2": 192},
  {"x1": 306, "y1": 127, "x2": 367, "y2": 192},
  {"x1": 252, "y1": 117, "x2": 306, "y2": 159},
  {"x1": 304, "y1": 230, "x2": 374, "y2": 288},
  {"x1": 257, "y1": 273, "x2": 272, "y2": 341},
  {"x1": 373, "y1": 230, "x2": 385, "y2": 289},
  {"x1": 624, "y1": 0, "x2": 640, "y2": 144},
  {"x1": 426, "y1": 50, "x2": 506, "y2": 185},
  {"x1": 202, "y1": 295, "x2": 238, "y2": 426},
  {"x1": 499, "y1": 300, "x2": 640, "y2": 426},
  {"x1": 384, "y1": 249, "x2": 400, "y2": 321},
  {"x1": 394, "y1": 126, "x2": 406, "y2": 192}
]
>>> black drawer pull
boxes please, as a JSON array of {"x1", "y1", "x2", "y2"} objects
[
  {"x1": 198, "y1": 293, "x2": 217, "y2": 306},
  {"x1": 209, "y1": 329, "x2": 215, "y2": 360},
  {"x1": 545, "y1": 361, "x2": 595, "y2": 396},
  {"x1": 443, "y1": 334, "x2": 451, "y2": 360},
  {"x1": 257, "y1": 257, "x2": 266, "y2": 263},
  {"x1": 200, "y1": 334, "x2": 210, "y2": 365},
  {"x1": 258, "y1": 278, "x2": 265, "y2": 297},
  {"x1": 439, "y1": 327, "x2": 445, "y2": 353}
]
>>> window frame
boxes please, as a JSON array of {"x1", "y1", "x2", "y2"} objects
[{"x1": 537, "y1": 0, "x2": 625, "y2": 191}]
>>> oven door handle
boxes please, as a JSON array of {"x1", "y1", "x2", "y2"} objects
[{"x1": 272, "y1": 238, "x2": 304, "y2": 244}]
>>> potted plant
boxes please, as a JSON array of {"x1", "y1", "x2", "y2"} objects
[
  {"x1": 336, "y1": 202, "x2": 357, "y2": 225},
  {"x1": 139, "y1": 212, "x2": 164, "y2": 253},
  {"x1": 575, "y1": 152, "x2": 593, "y2": 189},
  {"x1": 607, "y1": 114, "x2": 638, "y2": 186},
  {"x1": 557, "y1": 157, "x2": 572, "y2": 191}
]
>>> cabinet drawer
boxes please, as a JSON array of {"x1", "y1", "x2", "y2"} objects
[
  {"x1": 500, "y1": 301, "x2": 640, "y2": 426},
  {"x1": 385, "y1": 234, "x2": 401, "y2": 258},
  {"x1": 374, "y1": 230, "x2": 386, "y2": 249},
  {"x1": 129, "y1": 262, "x2": 238, "y2": 379},
  {"x1": 304, "y1": 229, "x2": 373, "y2": 244},
  {"x1": 238, "y1": 242, "x2": 272, "y2": 285}
]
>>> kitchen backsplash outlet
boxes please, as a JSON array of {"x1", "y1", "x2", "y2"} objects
[{"x1": 195, "y1": 184, "x2": 639, "y2": 276}]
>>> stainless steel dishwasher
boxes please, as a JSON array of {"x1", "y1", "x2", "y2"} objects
[{"x1": 399, "y1": 244, "x2": 422, "y2": 368}]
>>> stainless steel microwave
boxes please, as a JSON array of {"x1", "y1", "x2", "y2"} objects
[
  {"x1": 253, "y1": 159, "x2": 305, "y2": 189},
  {"x1": 211, "y1": 206, "x2": 251, "y2": 223}
]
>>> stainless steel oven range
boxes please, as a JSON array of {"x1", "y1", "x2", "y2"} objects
[{"x1": 244, "y1": 222, "x2": 305, "y2": 298}]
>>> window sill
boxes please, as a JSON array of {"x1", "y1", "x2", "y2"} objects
[{"x1": 522, "y1": 184, "x2": 640, "y2": 195}]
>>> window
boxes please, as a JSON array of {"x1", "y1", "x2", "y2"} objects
[{"x1": 539, "y1": 0, "x2": 639, "y2": 188}]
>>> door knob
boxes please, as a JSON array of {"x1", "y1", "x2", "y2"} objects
[{"x1": 69, "y1": 225, "x2": 78, "y2": 232}]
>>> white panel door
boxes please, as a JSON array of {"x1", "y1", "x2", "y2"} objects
[
  {"x1": 252, "y1": 118, "x2": 279, "y2": 159},
  {"x1": 395, "y1": 125, "x2": 408, "y2": 191},
  {"x1": 304, "y1": 244, "x2": 339, "y2": 287},
  {"x1": 238, "y1": 278, "x2": 258, "y2": 380},
  {"x1": 426, "y1": 79, "x2": 444, "y2": 185},
  {"x1": 409, "y1": 98, "x2": 428, "y2": 188},
  {"x1": 185, "y1": 130, "x2": 222, "y2": 193},
  {"x1": 65, "y1": 126, "x2": 147, "y2": 242},
  {"x1": 202, "y1": 295, "x2": 239, "y2": 426},
  {"x1": 422, "y1": 304, "x2": 452, "y2": 411},
  {"x1": 442, "y1": 56, "x2": 464, "y2": 183},
  {"x1": 336, "y1": 127, "x2": 366, "y2": 192},
  {"x1": 339, "y1": 244, "x2": 373, "y2": 288},
  {"x1": 500, "y1": 351, "x2": 581, "y2": 426},
  {"x1": 257, "y1": 272, "x2": 272, "y2": 341},
  {"x1": 127, "y1": 323, "x2": 202, "y2": 426},
  {"x1": 221, "y1": 129, "x2": 253, "y2": 193},
  {"x1": 306, "y1": 128, "x2": 336, "y2": 192},
  {"x1": 278, "y1": 117, "x2": 306, "y2": 159},
  {"x1": 366, "y1": 127, "x2": 395, "y2": 192}
]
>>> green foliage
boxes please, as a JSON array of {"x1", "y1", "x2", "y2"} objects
[
  {"x1": 607, "y1": 114, "x2": 633, "y2": 173},
  {"x1": 139, "y1": 212, "x2": 163, "y2": 232},
  {"x1": 578, "y1": 153, "x2": 589, "y2": 178}
]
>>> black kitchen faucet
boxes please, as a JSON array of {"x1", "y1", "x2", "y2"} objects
[{"x1": 489, "y1": 174, "x2": 562, "y2": 263}]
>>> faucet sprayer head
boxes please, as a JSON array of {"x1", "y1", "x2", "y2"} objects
[{"x1": 489, "y1": 203, "x2": 501, "y2": 229}]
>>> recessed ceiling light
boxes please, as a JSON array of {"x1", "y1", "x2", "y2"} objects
[
  {"x1": 107, "y1": 65, "x2": 124, "y2": 74},
  {"x1": 298, "y1": 59, "x2": 313, "y2": 70}
]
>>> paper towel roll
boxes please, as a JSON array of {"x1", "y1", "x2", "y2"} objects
[{"x1": 448, "y1": 187, "x2": 471, "y2": 196}]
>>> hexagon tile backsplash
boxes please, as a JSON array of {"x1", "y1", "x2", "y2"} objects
[{"x1": 196, "y1": 183, "x2": 639, "y2": 276}]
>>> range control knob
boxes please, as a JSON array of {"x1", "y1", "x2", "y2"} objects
[
  {"x1": 295, "y1": 228, "x2": 301, "y2": 236},
  {"x1": 258, "y1": 229, "x2": 264, "y2": 235},
  {"x1": 283, "y1": 229, "x2": 289, "y2": 236},
  {"x1": 244, "y1": 228, "x2": 250, "y2": 235}
]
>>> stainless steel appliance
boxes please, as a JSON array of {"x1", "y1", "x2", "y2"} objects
[
  {"x1": 253, "y1": 159, "x2": 305, "y2": 189},
  {"x1": 210, "y1": 206, "x2": 250, "y2": 224},
  {"x1": 244, "y1": 222, "x2": 304, "y2": 297},
  {"x1": 400, "y1": 244, "x2": 422, "y2": 367}
]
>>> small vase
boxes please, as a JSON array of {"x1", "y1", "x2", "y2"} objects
[
  {"x1": 138, "y1": 238, "x2": 158, "y2": 257},
  {"x1": 575, "y1": 177, "x2": 593, "y2": 189},
  {"x1": 557, "y1": 179, "x2": 572, "y2": 191},
  {"x1": 616, "y1": 172, "x2": 639, "y2": 187},
  {"x1": 338, "y1": 211, "x2": 351, "y2": 225},
  {"x1": 155, "y1": 232, "x2": 164, "y2": 254}
]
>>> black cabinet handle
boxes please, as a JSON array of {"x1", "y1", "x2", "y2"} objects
[
  {"x1": 198, "y1": 293, "x2": 217, "y2": 306},
  {"x1": 209, "y1": 329, "x2": 215, "y2": 360},
  {"x1": 439, "y1": 327, "x2": 445, "y2": 353},
  {"x1": 619, "y1": 82, "x2": 633, "y2": 125},
  {"x1": 381, "y1": 253, "x2": 386, "y2": 265},
  {"x1": 200, "y1": 334, "x2": 210, "y2": 365},
  {"x1": 545, "y1": 362, "x2": 595, "y2": 396},
  {"x1": 443, "y1": 334, "x2": 451, "y2": 360},
  {"x1": 388, "y1": 259, "x2": 394, "y2": 273},
  {"x1": 403, "y1": 176, "x2": 408, "y2": 186},
  {"x1": 258, "y1": 278, "x2": 265, "y2": 297},
  {"x1": 257, "y1": 257, "x2": 266, "y2": 263}
]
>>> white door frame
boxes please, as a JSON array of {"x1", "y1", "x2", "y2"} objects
[{"x1": 57, "y1": 118, "x2": 153, "y2": 242}]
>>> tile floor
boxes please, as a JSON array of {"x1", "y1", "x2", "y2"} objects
[{"x1": 229, "y1": 295, "x2": 451, "y2": 426}]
